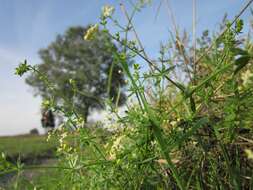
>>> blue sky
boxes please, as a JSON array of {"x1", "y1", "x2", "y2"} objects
[{"x1": 0, "y1": 0, "x2": 252, "y2": 135}]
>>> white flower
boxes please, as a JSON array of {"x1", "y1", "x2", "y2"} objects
[
  {"x1": 245, "y1": 149, "x2": 253, "y2": 160},
  {"x1": 102, "y1": 5, "x2": 115, "y2": 18},
  {"x1": 46, "y1": 133, "x2": 52, "y2": 142},
  {"x1": 1, "y1": 152, "x2": 5, "y2": 159},
  {"x1": 109, "y1": 135, "x2": 133, "y2": 159},
  {"x1": 61, "y1": 132, "x2": 68, "y2": 139},
  {"x1": 241, "y1": 69, "x2": 253, "y2": 87},
  {"x1": 170, "y1": 121, "x2": 177, "y2": 127}
]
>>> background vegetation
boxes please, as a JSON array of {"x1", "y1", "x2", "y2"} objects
[{"x1": 2, "y1": 0, "x2": 253, "y2": 189}]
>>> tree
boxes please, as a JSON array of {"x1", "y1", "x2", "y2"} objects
[{"x1": 26, "y1": 26, "x2": 129, "y2": 121}]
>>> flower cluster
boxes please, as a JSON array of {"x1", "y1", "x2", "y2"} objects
[
  {"x1": 169, "y1": 118, "x2": 181, "y2": 127},
  {"x1": 241, "y1": 69, "x2": 253, "y2": 88},
  {"x1": 41, "y1": 99, "x2": 51, "y2": 109},
  {"x1": 84, "y1": 24, "x2": 99, "y2": 41},
  {"x1": 46, "y1": 131, "x2": 52, "y2": 142},
  {"x1": 245, "y1": 149, "x2": 253, "y2": 160},
  {"x1": 15, "y1": 60, "x2": 31, "y2": 76},
  {"x1": 57, "y1": 131, "x2": 73, "y2": 153},
  {"x1": 101, "y1": 5, "x2": 115, "y2": 18},
  {"x1": 108, "y1": 134, "x2": 135, "y2": 160}
]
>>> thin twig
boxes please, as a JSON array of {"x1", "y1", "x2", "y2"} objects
[
  {"x1": 192, "y1": 0, "x2": 197, "y2": 83},
  {"x1": 195, "y1": 0, "x2": 253, "y2": 65},
  {"x1": 110, "y1": 32, "x2": 185, "y2": 92},
  {"x1": 120, "y1": 3, "x2": 150, "y2": 62},
  {"x1": 155, "y1": 0, "x2": 163, "y2": 22},
  {"x1": 119, "y1": 2, "x2": 185, "y2": 92},
  {"x1": 164, "y1": 0, "x2": 192, "y2": 81},
  {"x1": 238, "y1": 136, "x2": 253, "y2": 144}
]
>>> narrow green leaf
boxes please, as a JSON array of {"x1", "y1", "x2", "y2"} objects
[
  {"x1": 107, "y1": 62, "x2": 114, "y2": 96},
  {"x1": 190, "y1": 96, "x2": 196, "y2": 113},
  {"x1": 232, "y1": 48, "x2": 248, "y2": 56},
  {"x1": 234, "y1": 55, "x2": 251, "y2": 75}
]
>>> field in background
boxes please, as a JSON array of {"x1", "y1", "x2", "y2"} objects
[
  {"x1": 0, "y1": 128, "x2": 109, "y2": 189},
  {"x1": 0, "y1": 134, "x2": 57, "y2": 163},
  {"x1": 0, "y1": 134, "x2": 59, "y2": 189}
]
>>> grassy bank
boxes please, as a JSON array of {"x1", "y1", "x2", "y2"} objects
[
  {"x1": 0, "y1": 134, "x2": 57, "y2": 163},
  {"x1": 0, "y1": 134, "x2": 59, "y2": 189}
]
